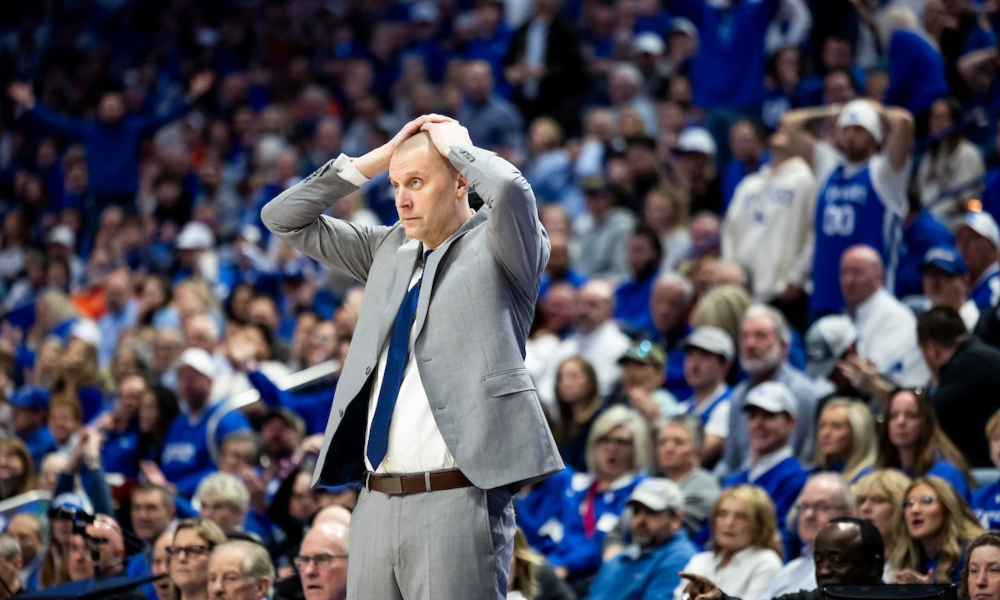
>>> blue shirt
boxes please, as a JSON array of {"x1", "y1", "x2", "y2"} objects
[
  {"x1": 885, "y1": 30, "x2": 950, "y2": 115},
  {"x1": 550, "y1": 473, "x2": 647, "y2": 577},
  {"x1": 516, "y1": 468, "x2": 575, "y2": 557},
  {"x1": 126, "y1": 550, "x2": 158, "y2": 600},
  {"x1": 161, "y1": 401, "x2": 252, "y2": 498},
  {"x1": 895, "y1": 211, "x2": 954, "y2": 298},
  {"x1": 19, "y1": 426, "x2": 57, "y2": 469},
  {"x1": 101, "y1": 427, "x2": 140, "y2": 479},
  {"x1": 656, "y1": 324, "x2": 694, "y2": 400},
  {"x1": 910, "y1": 460, "x2": 972, "y2": 503},
  {"x1": 247, "y1": 371, "x2": 334, "y2": 435},
  {"x1": 586, "y1": 530, "x2": 698, "y2": 600},
  {"x1": 615, "y1": 271, "x2": 658, "y2": 338},
  {"x1": 973, "y1": 480, "x2": 1000, "y2": 529},
  {"x1": 725, "y1": 451, "x2": 809, "y2": 556},
  {"x1": 971, "y1": 264, "x2": 1000, "y2": 311}
]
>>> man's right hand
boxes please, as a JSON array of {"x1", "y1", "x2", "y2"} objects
[
  {"x1": 679, "y1": 572, "x2": 724, "y2": 600},
  {"x1": 7, "y1": 82, "x2": 35, "y2": 109},
  {"x1": 352, "y1": 114, "x2": 455, "y2": 179}
]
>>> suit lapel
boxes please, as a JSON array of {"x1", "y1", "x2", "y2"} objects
[
  {"x1": 412, "y1": 210, "x2": 488, "y2": 340},
  {"x1": 377, "y1": 238, "x2": 421, "y2": 355}
]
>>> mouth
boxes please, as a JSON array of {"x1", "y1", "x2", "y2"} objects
[{"x1": 910, "y1": 518, "x2": 925, "y2": 529}]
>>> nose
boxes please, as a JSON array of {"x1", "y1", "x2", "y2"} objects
[{"x1": 976, "y1": 570, "x2": 990, "y2": 588}]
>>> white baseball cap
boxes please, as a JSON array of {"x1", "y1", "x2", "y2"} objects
[
  {"x1": 177, "y1": 347, "x2": 216, "y2": 379},
  {"x1": 837, "y1": 99, "x2": 883, "y2": 145},
  {"x1": 176, "y1": 222, "x2": 216, "y2": 250},
  {"x1": 70, "y1": 319, "x2": 101, "y2": 348},
  {"x1": 805, "y1": 316, "x2": 858, "y2": 379},
  {"x1": 960, "y1": 211, "x2": 1000, "y2": 249},
  {"x1": 676, "y1": 127, "x2": 717, "y2": 156},
  {"x1": 47, "y1": 225, "x2": 76, "y2": 248},
  {"x1": 627, "y1": 478, "x2": 685, "y2": 512},
  {"x1": 682, "y1": 326, "x2": 735, "y2": 362},
  {"x1": 743, "y1": 381, "x2": 798, "y2": 418},
  {"x1": 633, "y1": 32, "x2": 665, "y2": 56}
]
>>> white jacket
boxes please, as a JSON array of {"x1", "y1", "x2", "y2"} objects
[
  {"x1": 722, "y1": 156, "x2": 817, "y2": 301},
  {"x1": 852, "y1": 288, "x2": 931, "y2": 387}
]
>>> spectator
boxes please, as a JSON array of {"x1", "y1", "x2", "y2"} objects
[
  {"x1": 457, "y1": 60, "x2": 525, "y2": 162},
  {"x1": 917, "y1": 306, "x2": 1000, "y2": 468},
  {"x1": 891, "y1": 476, "x2": 985, "y2": 584},
  {"x1": 766, "y1": 473, "x2": 855, "y2": 597},
  {"x1": 586, "y1": 478, "x2": 698, "y2": 600},
  {"x1": 881, "y1": 7, "x2": 950, "y2": 126},
  {"x1": 137, "y1": 384, "x2": 181, "y2": 468},
  {"x1": 575, "y1": 178, "x2": 636, "y2": 280},
  {"x1": 47, "y1": 400, "x2": 81, "y2": 452},
  {"x1": 0, "y1": 438, "x2": 35, "y2": 502},
  {"x1": 55, "y1": 328, "x2": 108, "y2": 423},
  {"x1": 548, "y1": 406, "x2": 649, "y2": 590},
  {"x1": 67, "y1": 515, "x2": 133, "y2": 584},
  {"x1": 151, "y1": 531, "x2": 174, "y2": 600},
  {"x1": 674, "y1": 485, "x2": 784, "y2": 600},
  {"x1": 515, "y1": 468, "x2": 574, "y2": 559},
  {"x1": 612, "y1": 340, "x2": 681, "y2": 429},
  {"x1": 721, "y1": 305, "x2": 824, "y2": 474},
  {"x1": 876, "y1": 388, "x2": 973, "y2": 501},
  {"x1": 922, "y1": 246, "x2": 980, "y2": 331},
  {"x1": 852, "y1": 469, "x2": 912, "y2": 582},
  {"x1": 813, "y1": 399, "x2": 876, "y2": 483},
  {"x1": 614, "y1": 225, "x2": 663, "y2": 337},
  {"x1": 207, "y1": 540, "x2": 273, "y2": 600},
  {"x1": 803, "y1": 316, "x2": 874, "y2": 404},
  {"x1": 156, "y1": 348, "x2": 251, "y2": 499},
  {"x1": 0, "y1": 535, "x2": 24, "y2": 597},
  {"x1": 540, "y1": 281, "x2": 631, "y2": 406},
  {"x1": 6, "y1": 514, "x2": 42, "y2": 590},
  {"x1": 196, "y1": 472, "x2": 269, "y2": 541},
  {"x1": 170, "y1": 519, "x2": 228, "y2": 600},
  {"x1": 297, "y1": 522, "x2": 349, "y2": 600},
  {"x1": 650, "y1": 273, "x2": 696, "y2": 399},
  {"x1": 679, "y1": 326, "x2": 734, "y2": 467},
  {"x1": 956, "y1": 212, "x2": 1000, "y2": 312},
  {"x1": 674, "y1": 128, "x2": 722, "y2": 216},
  {"x1": 721, "y1": 128, "x2": 816, "y2": 323},
  {"x1": 9, "y1": 386, "x2": 55, "y2": 468},
  {"x1": 917, "y1": 98, "x2": 985, "y2": 220},
  {"x1": 974, "y1": 410, "x2": 1000, "y2": 530},
  {"x1": 962, "y1": 532, "x2": 1000, "y2": 600},
  {"x1": 643, "y1": 186, "x2": 692, "y2": 273},
  {"x1": 97, "y1": 267, "x2": 138, "y2": 368},
  {"x1": 782, "y1": 100, "x2": 913, "y2": 319},
  {"x1": 656, "y1": 415, "x2": 722, "y2": 540},
  {"x1": 840, "y1": 245, "x2": 931, "y2": 388},
  {"x1": 723, "y1": 382, "x2": 810, "y2": 548},
  {"x1": 126, "y1": 484, "x2": 177, "y2": 594}
]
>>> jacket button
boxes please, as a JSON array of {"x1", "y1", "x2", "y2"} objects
[
  {"x1": 339, "y1": 409, "x2": 345, "y2": 418},
  {"x1": 365, "y1": 366, "x2": 372, "y2": 375}
]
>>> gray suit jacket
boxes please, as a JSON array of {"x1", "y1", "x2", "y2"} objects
[{"x1": 261, "y1": 145, "x2": 564, "y2": 490}]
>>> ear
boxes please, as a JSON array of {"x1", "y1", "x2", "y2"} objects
[
  {"x1": 456, "y1": 173, "x2": 469, "y2": 199},
  {"x1": 257, "y1": 576, "x2": 271, "y2": 598}
]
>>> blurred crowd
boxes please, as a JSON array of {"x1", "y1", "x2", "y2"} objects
[{"x1": 5, "y1": 0, "x2": 1000, "y2": 599}]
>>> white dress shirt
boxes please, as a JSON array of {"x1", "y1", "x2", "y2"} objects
[
  {"x1": 766, "y1": 548, "x2": 817, "y2": 598},
  {"x1": 960, "y1": 299, "x2": 980, "y2": 332},
  {"x1": 674, "y1": 546, "x2": 784, "y2": 600},
  {"x1": 852, "y1": 288, "x2": 931, "y2": 387},
  {"x1": 334, "y1": 155, "x2": 457, "y2": 475}
]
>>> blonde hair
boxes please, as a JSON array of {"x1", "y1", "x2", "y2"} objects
[
  {"x1": 890, "y1": 476, "x2": 985, "y2": 583},
  {"x1": 852, "y1": 469, "x2": 911, "y2": 553},
  {"x1": 710, "y1": 485, "x2": 783, "y2": 559},
  {"x1": 691, "y1": 284, "x2": 752, "y2": 345},
  {"x1": 813, "y1": 399, "x2": 877, "y2": 482},
  {"x1": 585, "y1": 406, "x2": 651, "y2": 475},
  {"x1": 985, "y1": 407, "x2": 1000, "y2": 440},
  {"x1": 510, "y1": 528, "x2": 543, "y2": 598}
]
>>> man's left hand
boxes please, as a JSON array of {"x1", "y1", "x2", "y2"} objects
[{"x1": 421, "y1": 121, "x2": 473, "y2": 158}]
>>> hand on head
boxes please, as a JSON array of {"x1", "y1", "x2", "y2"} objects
[{"x1": 354, "y1": 114, "x2": 457, "y2": 178}]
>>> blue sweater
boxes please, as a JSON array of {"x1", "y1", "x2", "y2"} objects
[
  {"x1": 972, "y1": 480, "x2": 1000, "y2": 529},
  {"x1": 895, "y1": 211, "x2": 954, "y2": 298},
  {"x1": 20, "y1": 427, "x2": 57, "y2": 470},
  {"x1": 615, "y1": 271, "x2": 658, "y2": 338},
  {"x1": 550, "y1": 473, "x2": 647, "y2": 577},
  {"x1": 724, "y1": 453, "x2": 809, "y2": 555},
  {"x1": 885, "y1": 30, "x2": 949, "y2": 115},
  {"x1": 516, "y1": 468, "x2": 575, "y2": 557},
  {"x1": 27, "y1": 101, "x2": 193, "y2": 195},
  {"x1": 247, "y1": 371, "x2": 335, "y2": 435},
  {"x1": 671, "y1": 0, "x2": 780, "y2": 110},
  {"x1": 161, "y1": 402, "x2": 252, "y2": 498},
  {"x1": 586, "y1": 530, "x2": 699, "y2": 600}
]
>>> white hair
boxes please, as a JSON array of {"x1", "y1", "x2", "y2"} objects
[
  {"x1": 879, "y1": 5, "x2": 921, "y2": 48},
  {"x1": 655, "y1": 273, "x2": 694, "y2": 305},
  {"x1": 212, "y1": 541, "x2": 274, "y2": 598},
  {"x1": 611, "y1": 62, "x2": 644, "y2": 88},
  {"x1": 743, "y1": 303, "x2": 791, "y2": 345},
  {"x1": 195, "y1": 473, "x2": 250, "y2": 514}
]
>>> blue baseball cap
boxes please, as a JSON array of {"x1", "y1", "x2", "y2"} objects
[
  {"x1": 9, "y1": 386, "x2": 49, "y2": 411},
  {"x1": 921, "y1": 245, "x2": 968, "y2": 277}
]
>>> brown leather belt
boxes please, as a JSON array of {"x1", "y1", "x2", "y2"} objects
[{"x1": 364, "y1": 469, "x2": 473, "y2": 496}]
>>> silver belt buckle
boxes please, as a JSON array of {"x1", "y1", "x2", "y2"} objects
[{"x1": 381, "y1": 476, "x2": 404, "y2": 495}]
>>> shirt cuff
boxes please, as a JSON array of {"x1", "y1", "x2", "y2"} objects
[{"x1": 333, "y1": 154, "x2": 369, "y2": 187}]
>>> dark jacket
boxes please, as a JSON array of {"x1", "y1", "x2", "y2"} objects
[{"x1": 933, "y1": 336, "x2": 1000, "y2": 468}]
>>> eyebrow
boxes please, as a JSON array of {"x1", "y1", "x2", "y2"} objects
[{"x1": 388, "y1": 170, "x2": 423, "y2": 184}]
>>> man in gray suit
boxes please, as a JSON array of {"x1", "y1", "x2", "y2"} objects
[{"x1": 261, "y1": 114, "x2": 563, "y2": 599}]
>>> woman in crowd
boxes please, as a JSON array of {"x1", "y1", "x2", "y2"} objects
[
  {"x1": 42, "y1": 493, "x2": 90, "y2": 588},
  {"x1": 973, "y1": 409, "x2": 1000, "y2": 530},
  {"x1": 52, "y1": 334, "x2": 107, "y2": 423},
  {"x1": 876, "y1": 388, "x2": 973, "y2": 501},
  {"x1": 892, "y1": 476, "x2": 985, "y2": 584},
  {"x1": 29, "y1": 338, "x2": 64, "y2": 389},
  {"x1": 674, "y1": 485, "x2": 784, "y2": 600},
  {"x1": 138, "y1": 275, "x2": 174, "y2": 330},
  {"x1": 644, "y1": 186, "x2": 692, "y2": 273},
  {"x1": 170, "y1": 518, "x2": 227, "y2": 600},
  {"x1": 853, "y1": 469, "x2": 912, "y2": 582},
  {"x1": 917, "y1": 97, "x2": 985, "y2": 220},
  {"x1": 0, "y1": 437, "x2": 36, "y2": 500},
  {"x1": 551, "y1": 357, "x2": 607, "y2": 473},
  {"x1": 548, "y1": 406, "x2": 649, "y2": 593},
  {"x1": 137, "y1": 385, "x2": 181, "y2": 463},
  {"x1": 108, "y1": 340, "x2": 154, "y2": 391},
  {"x1": 814, "y1": 398, "x2": 877, "y2": 483},
  {"x1": 962, "y1": 532, "x2": 1000, "y2": 600}
]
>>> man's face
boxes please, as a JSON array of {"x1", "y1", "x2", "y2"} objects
[
  {"x1": 840, "y1": 253, "x2": 881, "y2": 308},
  {"x1": 657, "y1": 423, "x2": 697, "y2": 472},
  {"x1": 814, "y1": 523, "x2": 878, "y2": 588},
  {"x1": 99, "y1": 93, "x2": 125, "y2": 124},
  {"x1": 629, "y1": 504, "x2": 680, "y2": 546},
  {"x1": 620, "y1": 361, "x2": 662, "y2": 392},
  {"x1": 220, "y1": 439, "x2": 256, "y2": 474},
  {"x1": 575, "y1": 288, "x2": 611, "y2": 333},
  {"x1": 7, "y1": 515, "x2": 40, "y2": 564},
  {"x1": 200, "y1": 496, "x2": 243, "y2": 533},
  {"x1": 132, "y1": 490, "x2": 174, "y2": 542},
  {"x1": 299, "y1": 528, "x2": 349, "y2": 600},
  {"x1": 739, "y1": 316, "x2": 785, "y2": 375},
  {"x1": 208, "y1": 550, "x2": 265, "y2": 600},
  {"x1": 289, "y1": 472, "x2": 319, "y2": 522},
  {"x1": 797, "y1": 479, "x2": 853, "y2": 550},
  {"x1": 11, "y1": 406, "x2": 41, "y2": 435},
  {"x1": 957, "y1": 227, "x2": 998, "y2": 277},
  {"x1": 544, "y1": 286, "x2": 576, "y2": 332},
  {"x1": 261, "y1": 417, "x2": 298, "y2": 459},
  {"x1": 68, "y1": 528, "x2": 118, "y2": 581},
  {"x1": 684, "y1": 348, "x2": 727, "y2": 391},
  {"x1": 747, "y1": 407, "x2": 795, "y2": 457},
  {"x1": 151, "y1": 533, "x2": 173, "y2": 600},
  {"x1": 922, "y1": 266, "x2": 968, "y2": 309},
  {"x1": 178, "y1": 367, "x2": 212, "y2": 408},
  {"x1": 838, "y1": 125, "x2": 876, "y2": 163},
  {"x1": 463, "y1": 63, "x2": 492, "y2": 101},
  {"x1": 650, "y1": 282, "x2": 687, "y2": 334},
  {"x1": 389, "y1": 141, "x2": 468, "y2": 248}
]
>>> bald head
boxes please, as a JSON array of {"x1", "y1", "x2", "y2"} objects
[
  {"x1": 392, "y1": 132, "x2": 450, "y2": 171},
  {"x1": 300, "y1": 523, "x2": 349, "y2": 600},
  {"x1": 576, "y1": 281, "x2": 615, "y2": 333},
  {"x1": 312, "y1": 504, "x2": 352, "y2": 528},
  {"x1": 840, "y1": 245, "x2": 884, "y2": 307}
]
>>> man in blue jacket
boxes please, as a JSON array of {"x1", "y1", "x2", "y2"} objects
[
  {"x1": 11, "y1": 386, "x2": 55, "y2": 469},
  {"x1": 587, "y1": 478, "x2": 698, "y2": 600}
]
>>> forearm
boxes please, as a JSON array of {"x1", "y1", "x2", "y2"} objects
[{"x1": 80, "y1": 464, "x2": 114, "y2": 516}]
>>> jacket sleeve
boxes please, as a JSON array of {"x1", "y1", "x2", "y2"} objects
[
  {"x1": 27, "y1": 105, "x2": 90, "y2": 139},
  {"x1": 448, "y1": 145, "x2": 550, "y2": 293},
  {"x1": 261, "y1": 154, "x2": 394, "y2": 284},
  {"x1": 136, "y1": 99, "x2": 194, "y2": 136}
]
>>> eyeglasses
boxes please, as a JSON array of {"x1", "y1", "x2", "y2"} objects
[
  {"x1": 799, "y1": 502, "x2": 850, "y2": 515},
  {"x1": 903, "y1": 495, "x2": 938, "y2": 510},
  {"x1": 167, "y1": 545, "x2": 211, "y2": 558},
  {"x1": 293, "y1": 554, "x2": 348, "y2": 571},
  {"x1": 598, "y1": 437, "x2": 634, "y2": 449}
]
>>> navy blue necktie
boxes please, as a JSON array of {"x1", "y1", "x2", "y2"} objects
[{"x1": 366, "y1": 251, "x2": 431, "y2": 470}]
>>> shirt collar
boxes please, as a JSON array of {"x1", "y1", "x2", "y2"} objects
[
  {"x1": 975, "y1": 263, "x2": 1000, "y2": 288},
  {"x1": 747, "y1": 446, "x2": 794, "y2": 482},
  {"x1": 852, "y1": 287, "x2": 888, "y2": 323}
]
